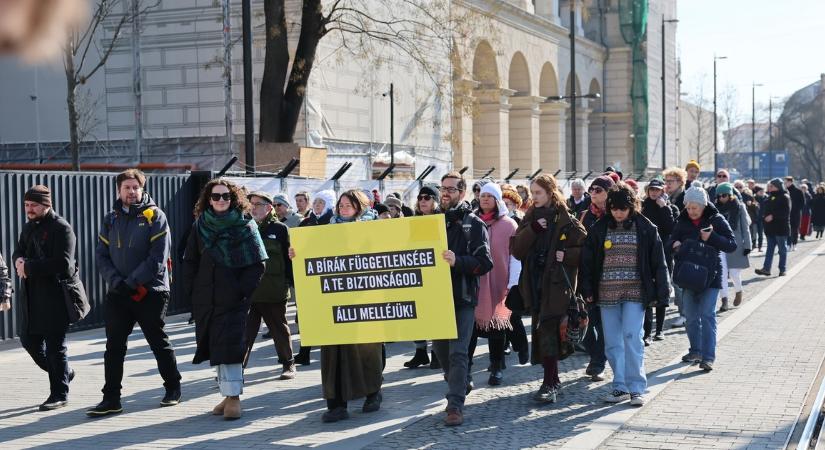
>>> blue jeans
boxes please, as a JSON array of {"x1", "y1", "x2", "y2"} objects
[
  {"x1": 763, "y1": 235, "x2": 788, "y2": 273},
  {"x1": 433, "y1": 304, "x2": 475, "y2": 411},
  {"x1": 601, "y1": 302, "x2": 647, "y2": 394},
  {"x1": 216, "y1": 363, "x2": 244, "y2": 396},
  {"x1": 682, "y1": 288, "x2": 720, "y2": 362}
]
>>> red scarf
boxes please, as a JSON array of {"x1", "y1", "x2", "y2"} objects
[
  {"x1": 589, "y1": 203, "x2": 605, "y2": 219},
  {"x1": 479, "y1": 211, "x2": 496, "y2": 223}
]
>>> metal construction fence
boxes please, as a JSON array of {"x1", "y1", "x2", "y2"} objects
[{"x1": 0, "y1": 171, "x2": 198, "y2": 340}]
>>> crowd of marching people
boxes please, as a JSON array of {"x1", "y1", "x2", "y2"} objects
[{"x1": 2, "y1": 164, "x2": 824, "y2": 427}]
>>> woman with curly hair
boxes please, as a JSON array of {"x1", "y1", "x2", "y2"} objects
[
  {"x1": 289, "y1": 190, "x2": 383, "y2": 423},
  {"x1": 580, "y1": 183, "x2": 670, "y2": 406},
  {"x1": 183, "y1": 179, "x2": 267, "y2": 420},
  {"x1": 511, "y1": 174, "x2": 587, "y2": 404}
]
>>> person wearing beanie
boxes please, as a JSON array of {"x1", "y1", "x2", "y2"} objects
[
  {"x1": 755, "y1": 178, "x2": 791, "y2": 276},
  {"x1": 403, "y1": 184, "x2": 444, "y2": 371},
  {"x1": 707, "y1": 170, "x2": 730, "y2": 200},
  {"x1": 383, "y1": 196, "x2": 404, "y2": 218},
  {"x1": 685, "y1": 160, "x2": 701, "y2": 184},
  {"x1": 714, "y1": 182, "x2": 752, "y2": 312},
  {"x1": 14, "y1": 184, "x2": 80, "y2": 411},
  {"x1": 468, "y1": 182, "x2": 520, "y2": 386},
  {"x1": 374, "y1": 202, "x2": 391, "y2": 219},
  {"x1": 579, "y1": 175, "x2": 616, "y2": 381},
  {"x1": 668, "y1": 180, "x2": 737, "y2": 372},
  {"x1": 625, "y1": 179, "x2": 639, "y2": 193},
  {"x1": 272, "y1": 194, "x2": 303, "y2": 228},
  {"x1": 581, "y1": 183, "x2": 670, "y2": 406},
  {"x1": 502, "y1": 186, "x2": 525, "y2": 221},
  {"x1": 641, "y1": 178, "x2": 678, "y2": 343},
  {"x1": 293, "y1": 189, "x2": 337, "y2": 367},
  {"x1": 605, "y1": 172, "x2": 621, "y2": 184},
  {"x1": 90, "y1": 169, "x2": 182, "y2": 416}
]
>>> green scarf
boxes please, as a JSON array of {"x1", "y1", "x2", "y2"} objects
[{"x1": 197, "y1": 208, "x2": 268, "y2": 268}]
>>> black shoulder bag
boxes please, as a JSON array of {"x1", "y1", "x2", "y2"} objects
[{"x1": 31, "y1": 237, "x2": 90, "y2": 324}]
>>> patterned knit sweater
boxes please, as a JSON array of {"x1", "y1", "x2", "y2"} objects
[{"x1": 598, "y1": 222, "x2": 643, "y2": 306}]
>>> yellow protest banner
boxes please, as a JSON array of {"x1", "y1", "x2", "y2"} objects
[{"x1": 290, "y1": 214, "x2": 457, "y2": 346}]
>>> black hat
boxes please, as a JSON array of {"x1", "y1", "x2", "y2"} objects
[
  {"x1": 24, "y1": 185, "x2": 52, "y2": 207},
  {"x1": 419, "y1": 184, "x2": 439, "y2": 198},
  {"x1": 374, "y1": 203, "x2": 389, "y2": 215},
  {"x1": 647, "y1": 179, "x2": 665, "y2": 190}
]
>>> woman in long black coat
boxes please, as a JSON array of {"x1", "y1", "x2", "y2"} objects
[{"x1": 183, "y1": 178, "x2": 267, "y2": 420}]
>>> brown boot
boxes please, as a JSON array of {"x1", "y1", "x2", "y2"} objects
[
  {"x1": 223, "y1": 396, "x2": 241, "y2": 420},
  {"x1": 212, "y1": 397, "x2": 227, "y2": 415},
  {"x1": 733, "y1": 291, "x2": 743, "y2": 307},
  {"x1": 279, "y1": 362, "x2": 296, "y2": 380}
]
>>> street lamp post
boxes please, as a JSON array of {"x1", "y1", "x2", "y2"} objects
[
  {"x1": 382, "y1": 83, "x2": 395, "y2": 172},
  {"x1": 751, "y1": 82, "x2": 763, "y2": 179},
  {"x1": 241, "y1": 0, "x2": 255, "y2": 174},
  {"x1": 713, "y1": 55, "x2": 727, "y2": 174},
  {"x1": 661, "y1": 16, "x2": 679, "y2": 169},
  {"x1": 547, "y1": 91, "x2": 601, "y2": 171},
  {"x1": 569, "y1": 5, "x2": 577, "y2": 171}
]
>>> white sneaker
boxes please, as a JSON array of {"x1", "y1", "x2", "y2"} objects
[
  {"x1": 672, "y1": 316, "x2": 686, "y2": 328},
  {"x1": 603, "y1": 390, "x2": 630, "y2": 403},
  {"x1": 630, "y1": 393, "x2": 645, "y2": 406}
]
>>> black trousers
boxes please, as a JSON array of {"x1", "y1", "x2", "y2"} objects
[
  {"x1": 506, "y1": 311, "x2": 529, "y2": 353},
  {"x1": 791, "y1": 212, "x2": 802, "y2": 246},
  {"x1": 102, "y1": 291, "x2": 181, "y2": 399},
  {"x1": 468, "y1": 327, "x2": 506, "y2": 369},
  {"x1": 21, "y1": 330, "x2": 69, "y2": 400},
  {"x1": 644, "y1": 305, "x2": 667, "y2": 337},
  {"x1": 583, "y1": 304, "x2": 606, "y2": 370}
]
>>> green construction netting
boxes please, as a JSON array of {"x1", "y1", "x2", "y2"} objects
[{"x1": 619, "y1": 0, "x2": 648, "y2": 171}]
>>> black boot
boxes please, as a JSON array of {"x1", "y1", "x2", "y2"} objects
[
  {"x1": 295, "y1": 346, "x2": 311, "y2": 366},
  {"x1": 488, "y1": 360, "x2": 503, "y2": 386},
  {"x1": 403, "y1": 348, "x2": 430, "y2": 369},
  {"x1": 429, "y1": 351, "x2": 441, "y2": 369}
]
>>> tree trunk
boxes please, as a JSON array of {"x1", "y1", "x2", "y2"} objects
[
  {"x1": 64, "y1": 43, "x2": 81, "y2": 171},
  {"x1": 259, "y1": 0, "x2": 289, "y2": 143},
  {"x1": 278, "y1": 0, "x2": 325, "y2": 142}
]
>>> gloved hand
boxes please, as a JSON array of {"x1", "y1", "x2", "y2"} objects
[
  {"x1": 113, "y1": 281, "x2": 137, "y2": 297},
  {"x1": 743, "y1": 248, "x2": 751, "y2": 256}
]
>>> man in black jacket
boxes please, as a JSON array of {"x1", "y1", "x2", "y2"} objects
[
  {"x1": 433, "y1": 171, "x2": 493, "y2": 427},
  {"x1": 786, "y1": 176, "x2": 804, "y2": 251},
  {"x1": 88, "y1": 169, "x2": 182, "y2": 417},
  {"x1": 13, "y1": 185, "x2": 77, "y2": 411},
  {"x1": 756, "y1": 178, "x2": 792, "y2": 276}
]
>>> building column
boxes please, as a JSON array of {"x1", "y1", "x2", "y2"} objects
[
  {"x1": 575, "y1": 107, "x2": 592, "y2": 171},
  {"x1": 539, "y1": 102, "x2": 567, "y2": 172},
  {"x1": 535, "y1": 0, "x2": 561, "y2": 25},
  {"x1": 452, "y1": 78, "x2": 479, "y2": 172},
  {"x1": 473, "y1": 88, "x2": 515, "y2": 178},
  {"x1": 509, "y1": 96, "x2": 545, "y2": 176}
]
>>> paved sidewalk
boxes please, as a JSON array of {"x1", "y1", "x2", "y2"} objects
[
  {"x1": 0, "y1": 239, "x2": 822, "y2": 449},
  {"x1": 600, "y1": 239, "x2": 825, "y2": 450}
]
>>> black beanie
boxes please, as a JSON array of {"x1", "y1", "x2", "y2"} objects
[
  {"x1": 419, "y1": 185, "x2": 439, "y2": 198},
  {"x1": 24, "y1": 185, "x2": 52, "y2": 207}
]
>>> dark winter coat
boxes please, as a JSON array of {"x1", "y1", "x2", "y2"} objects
[
  {"x1": 0, "y1": 254, "x2": 10, "y2": 303},
  {"x1": 580, "y1": 214, "x2": 670, "y2": 307},
  {"x1": 811, "y1": 194, "x2": 825, "y2": 228},
  {"x1": 641, "y1": 197, "x2": 678, "y2": 270},
  {"x1": 444, "y1": 202, "x2": 493, "y2": 308},
  {"x1": 96, "y1": 193, "x2": 171, "y2": 292},
  {"x1": 299, "y1": 209, "x2": 333, "y2": 227},
  {"x1": 567, "y1": 194, "x2": 591, "y2": 218},
  {"x1": 715, "y1": 198, "x2": 752, "y2": 269},
  {"x1": 12, "y1": 209, "x2": 75, "y2": 334},
  {"x1": 183, "y1": 222, "x2": 266, "y2": 366},
  {"x1": 250, "y1": 211, "x2": 292, "y2": 304},
  {"x1": 803, "y1": 191, "x2": 813, "y2": 215},
  {"x1": 762, "y1": 189, "x2": 792, "y2": 237},
  {"x1": 788, "y1": 184, "x2": 804, "y2": 216},
  {"x1": 672, "y1": 188, "x2": 686, "y2": 212},
  {"x1": 667, "y1": 203, "x2": 737, "y2": 290},
  {"x1": 511, "y1": 205, "x2": 587, "y2": 362}
]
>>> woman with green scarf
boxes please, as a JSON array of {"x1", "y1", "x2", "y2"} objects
[
  {"x1": 183, "y1": 179, "x2": 267, "y2": 420},
  {"x1": 289, "y1": 189, "x2": 383, "y2": 423}
]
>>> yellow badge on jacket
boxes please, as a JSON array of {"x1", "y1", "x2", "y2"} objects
[
  {"x1": 560, "y1": 233, "x2": 567, "y2": 241},
  {"x1": 604, "y1": 240, "x2": 613, "y2": 250},
  {"x1": 143, "y1": 208, "x2": 155, "y2": 225}
]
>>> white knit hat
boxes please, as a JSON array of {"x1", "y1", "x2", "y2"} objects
[
  {"x1": 313, "y1": 189, "x2": 336, "y2": 216},
  {"x1": 480, "y1": 183, "x2": 508, "y2": 217},
  {"x1": 684, "y1": 180, "x2": 708, "y2": 207}
]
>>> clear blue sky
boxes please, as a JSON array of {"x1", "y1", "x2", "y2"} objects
[{"x1": 677, "y1": 0, "x2": 825, "y2": 124}]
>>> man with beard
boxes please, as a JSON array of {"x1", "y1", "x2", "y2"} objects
[
  {"x1": 13, "y1": 185, "x2": 77, "y2": 411},
  {"x1": 433, "y1": 171, "x2": 493, "y2": 426},
  {"x1": 88, "y1": 169, "x2": 182, "y2": 417}
]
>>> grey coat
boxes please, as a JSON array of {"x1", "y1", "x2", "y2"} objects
[
  {"x1": 0, "y1": 253, "x2": 12, "y2": 303},
  {"x1": 722, "y1": 199, "x2": 753, "y2": 269}
]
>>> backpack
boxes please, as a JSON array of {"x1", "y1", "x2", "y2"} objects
[{"x1": 672, "y1": 238, "x2": 718, "y2": 292}]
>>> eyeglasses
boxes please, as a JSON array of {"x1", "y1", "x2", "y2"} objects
[
  {"x1": 210, "y1": 193, "x2": 231, "y2": 202},
  {"x1": 417, "y1": 194, "x2": 434, "y2": 201},
  {"x1": 665, "y1": 178, "x2": 679, "y2": 184},
  {"x1": 589, "y1": 187, "x2": 605, "y2": 194},
  {"x1": 251, "y1": 202, "x2": 269, "y2": 208},
  {"x1": 439, "y1": 186, "x2": 460, "y2": 194},
  {"x1": 473, "y1": 188, "x2": 481, "y2": 193},
  {"x1": 716, "y1": 174, "x2": 728, "y2": 179}
]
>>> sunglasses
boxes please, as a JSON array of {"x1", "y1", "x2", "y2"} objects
[
  {"x1": 417, "y1": 194, "x2": 434, "y2": 201},
  {"x1": 716, "y1": 174, "x2": 728, "y2": 178},
  {"x1": 718, "y1": 194, "x2": 730, "y2": 198},
  {"x1": 589, "y1": 187, "x2": 605, "y2": 194},
  {"x1": 210, "y1": 192, "x2": 231, "y2": 202}
]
